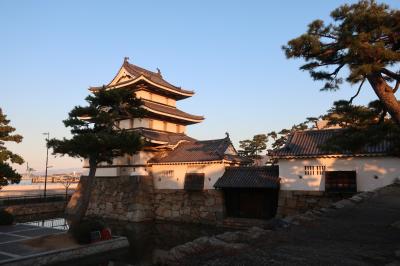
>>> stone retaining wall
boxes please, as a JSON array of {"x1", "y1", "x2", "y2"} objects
[
  {"x1": 86, "y1": 175, "x2": 154, "y2": 222},
  {"x1": 85, "y1": 176, "x2": 225, "y2": 224},
  {"x1": 154, "y1": 190, "x2": 225, "y2": 225},
  {"x1": 5, "y1": 201, "x2": 66, "y2": 217},
  {"x1": 277, "y1": 190, "x2": 353, "y2": 217}
]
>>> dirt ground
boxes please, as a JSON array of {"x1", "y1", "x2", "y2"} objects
[
  {"x1": 22, "y1": 232, "x2": 79, "y2": 251},
  {"x1": 181, "y1": 184, "x2": 400, "y2": 266}
]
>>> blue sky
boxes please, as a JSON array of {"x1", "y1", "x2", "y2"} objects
[{"x1": 1, "y1": 0, "x2": 399, "y2": 173}]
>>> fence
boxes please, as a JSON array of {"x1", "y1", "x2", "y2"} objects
[
  {"x1": 24, "y1": 217, "x2": 69, "y2": 230},
  {"x1": 32, "y1": 176, "x2": 80, "y2": 183},
  {"x1": 0, "y1": 193, "x2": 72, "y2": 207}
]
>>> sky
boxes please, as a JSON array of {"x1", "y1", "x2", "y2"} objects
[{"x1": 1, "y1": 0, "x2": 399, "y2": 174}]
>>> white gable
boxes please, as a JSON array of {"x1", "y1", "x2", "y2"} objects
[
  {"x1": 225, "y1": 144, "x2": 237, "y2": 155},
  {"x1": 108, "y1": 67, "x2": 134, "y2": 87}
]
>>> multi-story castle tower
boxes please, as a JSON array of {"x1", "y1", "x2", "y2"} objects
[{"x1": 88, "y1": 58, "x2": 205, "y2": 176}]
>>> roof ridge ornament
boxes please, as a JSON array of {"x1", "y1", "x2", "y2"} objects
[{"x1": 156, "y1": 68, "x2": 162, "y2": 77}]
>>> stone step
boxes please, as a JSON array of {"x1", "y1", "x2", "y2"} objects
[{"x1": 223, "y1": 217, "x2": 270, "y2": 229}]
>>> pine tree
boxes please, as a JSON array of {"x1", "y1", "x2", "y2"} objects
[
  {"x1": 319, "y1": 100, "x2": 400, "y2": 155},
  {"x1": 48, "y1": 88, "x2": 145, "y2": 228},
  {"x1": 0, "y1": 108, "x2": 23, "y2": 189},
  {"x1": 268, "y1": 100, "x2": 400, "y2": 156},
  {"x1": 238, "y1": 134, "x2": 268, "y2": 160},
  {"x1": 283, "y1": 0, "x2": 400, "y2": 125}
]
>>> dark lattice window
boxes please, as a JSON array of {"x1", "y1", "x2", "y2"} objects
[
  {"x1": 325, "y1": 171, "x2": 357, "y2": 193},
  {"x1": 184, "y1": 173, "x2": 205, "y2": 191}
]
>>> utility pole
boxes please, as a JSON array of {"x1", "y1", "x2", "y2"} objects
[{"x1": 43, "y1": 132, "x2": 50, "y2": 199}]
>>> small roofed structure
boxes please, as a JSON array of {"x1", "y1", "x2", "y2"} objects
[
  {"x1": 213, "y1": 165, "x2": 280, "y2": 220},
  {"x1": 214, "y1": 166, "x2": 279, "y2": 189},
  {"x1": 269, "y1": 128, "x2": 400, "y2": 213}
]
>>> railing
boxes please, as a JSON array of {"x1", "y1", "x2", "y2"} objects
[
  {"x1": 32, "y1": 176, "x2": 80, "y2": 183},
  {"x1": 0, "y1": 193, "x2": 72, "y2": 207},
  {"x1": 24, "y1": 217, "x2": 69, "y2": 230}
]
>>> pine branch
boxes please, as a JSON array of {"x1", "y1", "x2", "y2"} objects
[
  {"x1": 381, "y1": 68, "x2": 400, "y2": 81},
  {"x1": 349, "y1": 78, "x2": 366, "y2": 104},
  {"x1": 393, "y1": 80, "x2": 400, "y2": 94}
]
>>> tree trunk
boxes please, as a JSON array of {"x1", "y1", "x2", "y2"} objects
[
  {"x1": 367, "y1": 72, "x2": 400, "y2": 125},
  {"x1": 65, "y1": 157, "x2": 97, "y2": 230}
]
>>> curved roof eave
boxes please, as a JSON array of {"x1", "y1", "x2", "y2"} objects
[
  {"x1": 89, "y1": 75, "x2": 195, "y2": 98},
  {"x1": 142, "y1": 106, "x2": 204, "y2": 124}
]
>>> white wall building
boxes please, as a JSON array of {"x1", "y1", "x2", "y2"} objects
[{"x1": 271, "y1": 129, "x2": 400, "y2": 193}]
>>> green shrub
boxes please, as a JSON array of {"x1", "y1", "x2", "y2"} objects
[
  {"x1": 70, "y1": 219, "x2": 107, "y2": 244},
  {"x1": 0, "y1": 209, "x2": 14, "y2": 225}
]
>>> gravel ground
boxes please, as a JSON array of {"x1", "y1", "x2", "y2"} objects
[{"x1": 180, "y1": 185, "x2": 400, "y2": 266}]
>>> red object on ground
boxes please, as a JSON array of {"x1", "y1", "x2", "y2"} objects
[{"x1": 100, "y1": 228, "x2": 112, "y2": 240}]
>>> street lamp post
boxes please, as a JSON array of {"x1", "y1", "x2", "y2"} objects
[{"x1": 43, "y1": 132, "x2": 50, "y2": 199}]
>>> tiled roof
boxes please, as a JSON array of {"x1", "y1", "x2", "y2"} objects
[
  {"x1": 142, "y1": 100, "x2": 204, "y2": 123},
  {"x1": 214, "y1": 166, "x2": 280, "y2": 189},
  {"x1": 133, "y1": 128, "x2": 196, "y2": 145},
  {"x1": 149, "y1": 137, "x2": 246, "y2": 164},
  {"x1": 270, "y1": 129, "x2": 393, "y2": 158},
  {"x1": 124, "y1": 62, "x2": 194, "y2": 96}
]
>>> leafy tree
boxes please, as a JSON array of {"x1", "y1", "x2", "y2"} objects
[
  {"x1": 0, "y1": 108, "x2": 23, "y2": 189},
  {"x1": 283, "y1": 0, "x2": 400, "y2": 125},
  {"x1": 48, "y1": 88, "x2": 145, "y2": 228},
  {"x1": 238, "y1": 134, "x2": 268, "y2": 160}
]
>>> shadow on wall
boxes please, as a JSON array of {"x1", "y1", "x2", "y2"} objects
[
  {"x1": 151, "y1": 164, "x2": 226, "y2": 189},
  {"x1": 282, "y1": 156, "x2": 400, "y2": 192}
]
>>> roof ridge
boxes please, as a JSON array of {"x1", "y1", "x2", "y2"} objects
[
  {"x1": 195, "y1": 138, "x2": 228, "y2": 143},
  {"x1": 294, "y1": 128, "x2": 344, "y2": 134},
  {"x1": 126, "y1": 62, "x2": 160, "y2": 77}
]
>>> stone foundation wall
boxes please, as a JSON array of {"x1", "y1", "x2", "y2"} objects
[
  {"x1": 277, "y1": 190, "x2": 353, "y2": 217},
  {"x1": 85, "y1": 175, "x2": 225, "y2": 224},
  {"x1": 154, "y1": 190, "x2": 225, "y2": 225},
  {"x1": 86, "y1": 175, "x2": 154, "y2": 222}
]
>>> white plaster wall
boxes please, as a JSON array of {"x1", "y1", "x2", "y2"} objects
[
  {"x1": 151, "y1": 119, "x2": 165, "y2": 131},
  {"x1": 135, "y1": 90, "x2": 176, "y2": 107},
  {"x1": 151, "y1": 163, "x2": 226, "y2": 189},
  {"x1": 119, "y1": 119, "x2": 132, "y2": 129},
  {"x1": 135, "y1": 90, "x2": 149, "y2": 100},
  {"x1": 119, "y1": 118, "x2": 150, "y2": 129},
  {"x1": 96, "y1": 168, "x2": 119, "y2": 177},
  {"x1": 111, "y1": 151, "x2": 151, "y2": 165},
  {"x1": 149, "y1": 119, "x2": 185, "y2": 133},
  {"x1": 279, "y1": 157, "x2": 400, "y2": 192},
  {"x1": 134, "y1": 118, "x2": 149, "y2": 128}
]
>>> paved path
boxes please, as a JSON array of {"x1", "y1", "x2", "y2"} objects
[
  {"x1": 0, "y1": 224, "x2": 63, "y2": 264},
  {"x1": 183, "y1": 184, "x2": 400, "y2": 266}
]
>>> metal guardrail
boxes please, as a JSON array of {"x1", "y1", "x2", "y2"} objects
[
  {"x1": 0, "y1": 194, "x2": 72, "y2": 206},
  {"x1": 32, "y1": 176, "x2": 80, "y2": 183},
  {"x1": 24, "y1": 217, "x2": 69, "y2": 230}
]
